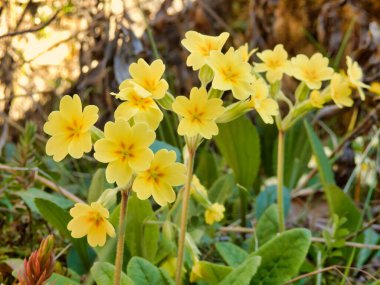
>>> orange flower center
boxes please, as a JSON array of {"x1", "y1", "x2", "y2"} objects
[
  {"x1": 220, "y1": 66, "x2": 239, "y2": 83},
  {"x1": 189, "y1": 106, "x2": 205, "y2": 123},
  {"x1": 88, "y1": 211, "x2": 104, "y2": 227},
  {"x1": 116, "y1": 142, "x2": 135, "y2": 160},
  {"x1": 67, "y1": 119, "x2": 84, "y2": 138}
]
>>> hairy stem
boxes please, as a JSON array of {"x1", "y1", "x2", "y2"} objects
[
  {"x1": 175, "y1": 147, "x2": 196, "y2": 285},
  {"x1": 114, "y1": 189, "x2": 129, "y2": 285},
  {"x1": 277, "y1": 130, "x2": 285, "y2": 232}
]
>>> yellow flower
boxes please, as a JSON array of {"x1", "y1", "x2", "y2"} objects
[
  {"x1": 310, "y1": 90, "x2": 324, "y2": 108},
  {"x1": 67, "y1": 202, "x2": 115, "y2": 247},
  {"x1": 181, "y1": 31, "x2": 229, "y2": 70},
  {"x1": 114, "y1": 88, "x2": 163, "y2": 130},
  {"x1": 204, "y1": 203, "x2": 225, "y2": 225},
  {"x1": 248, "y1": 78, "x2": 279, "y2": 124},
  {"x1": 369, "y1": 82, "x2": 380, "y2": 95},
  {"x1": 118, "y1": 59, "x2": 168, "y2": 99},
  {"x1": 290, "y1": 53, "x2": 333, "y2": 89},
  {"x1": 206, "y1": 48, "x2": 255, "y2": 100},
  {"x1": 132, "y1": 149, "x2": 186, "y2": 206},
  {"x1": 94, "y1": 121, "x2": 155, "y2": 186},
  {"x1": 190, "y1": 261, "x2": 203, "y2": 283},
  {"x1": 330, "y1": 73, "x2": 353, "y2": 108},
  {"x1": 346, "y1": 56, "x2": 369, "y2": 100},
  {"x1": 43, "y1": 95, "x2": 98, "y2": 162},
  {"x1": 160, "y1": 256, "x2": 177, "y2": 278},
  {"x1": 236, "y1": 43, "x2": 257, "y2": 62},
  {"x1": 172, "y1": 87, "x2": 225, "y2": 139},
  {"x1": 254, "y1": 44, "x2": 290, "y2": 83},
  {"x1": 191, "y1": 175, "x2": 208, "y2": 197}
]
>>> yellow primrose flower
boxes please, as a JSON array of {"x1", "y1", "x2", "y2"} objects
[
  {"x1": 205, "y1": 203, "x2": 225, "y2": 225},
  {"x1": 254, "y1": 44, "x2": 290, "y2": 83},
  {"x1": 206, "y1": 48, "x2": 255, "y2": 100},
  {"x1": 236, "y1": 43, "x2": 257, "y2": 62},
  {"x1": 67, "y1": 202, "x2": 115, "y2": 247},
  {"x1": 346, "y1": 56, "x2": 369, "y2": 100},
  {"x1": 369, "y1": 82, "x2": 380, "y2": 95},
  {"x1": 310, "y1": 90, "x2": 325, "y2": 108},
  {"x1": 43, "y1": 95, "x2": 98, "y2": 162},
  {"x1": 160, "y1": 256, "x2": 177, "y2": 278},
  {"x1": 94, "y1": 121, "x2": 155, "y2": 186},
  {"x1": 114, "y1": 88, "x2": 163, "y2": 130},
  {"x1": 172, "y1": 87, "x2": 225, "y2": 139},
  {"x1": 118, "y1": 59, "x2": 168, "y2": 99},
  {"x1": 290, "y1": 53, "x2": 334, "y2": 89},
  {"x1": 181, "y1": 31, "x2": 229, "y2": 70},
  {"x1": 248, "y1": 78, "x2": 279, "y2": 124},
  {"x1": 330, "y1": 73, "x2": 353, "y2": 108},
  {"x1": 191, "y1": 175, "x2": 208, "y2": 197},
  {"x1": 132, "y1": 149, "x2": 186, "y2": 206},
  {"x1": 190, "y1": 261, "x2": 203, "y2": 283}
]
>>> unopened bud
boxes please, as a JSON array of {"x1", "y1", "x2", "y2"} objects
[
  {"x1": 156, "y1": 92, "x2": 175, "y2": 110},
  {"x1": 198, "y1": 65, "x2": 214, "y2": 86},
  {"x1": 97, "y1": 188, "x2": 119, "y2": 209},
  {"x1": 90, "y1": 126, "x2": 104, "y2": 142},
  {"x1": 216, "y1": 101, "x2": 251, "y2": 123}
]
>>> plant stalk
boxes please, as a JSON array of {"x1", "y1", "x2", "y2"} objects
[
  {"x1": 277, "y1": 130, "x2": 285, "y2": 232},
  {"x1": 175, "y1": 147, "x2": 196, "y2": 285},
  {"x1": 114, "y1": 188, "x2": 129, "y2": 285}
]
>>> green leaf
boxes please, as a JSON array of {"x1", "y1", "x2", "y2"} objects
[
  {"x1": 256, "y1": 204, "x2": 279, "y2": 246},
  {"x1": 46, "y1": 273, "x2": 80, "y2": 285},
  {"x1": 250, "y1": 228, "x2": 311, "y2": 285},
  {"x1": 208, "y1": 173, "x2": 235, "y2": 204},
  {"x1": 16, "y1": 188, "x2": 73, "y2": 213},
  {"x1": 219, "y1": 256, "x2": 261, "y2": 285},
  {"x1": 194, "y1": 261, "x2": 233, "y2": 284},
  {"x1": 87, "y1": 168, "x2": 112, "y2": 203},
  {"x1": 91, "y1": 262, "x2": 134, "y2": 285},
  {"x1": 150, "y1": 140, "x2": 181, "y2": 161},
  {"x1": 195, "y1": 147, "x2": 218, "y2": 188},
  {"x1": 35, "y1": 198, "x2": 92, "y2": 272},
  {"x1": 127, "y1": 257, "x2": 167, "y2": 285},
  {"x1": 215, "y1": 242, "x2": 248, "y2": 267},
  {"x1": 125, "y1": 194, "x2": 159, "y2": 262},
  {"x1": 159, "y1": 268, "x2": 175, "y2": 285},
  {"x1": 255, "y1": 185, "x2": 290, "y2": 219},
  {"x1": 324, "y1": 184, "x2": 361, "y2": 232},
  {"x1": 304, "y1": 121, "x2": 335, "y2": 186},
  {"x1": 215, "y1": 116, "x2": 260, "y2": 189}
]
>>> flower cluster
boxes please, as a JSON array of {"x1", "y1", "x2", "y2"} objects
[{"x1": 43, "y1": 30, "x2": 370, "y2": 250}]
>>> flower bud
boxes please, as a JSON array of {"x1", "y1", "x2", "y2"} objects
[
  {"x1": 156, "y1": 92, "x2": 175, "y2": 110},
  {"x1": 198, "y1": 65, "x2": 214, "y2": 86},
  {"x1": 97, "y1": 188, "x2": 120, "y2": 209},
  {"x1": 216, "y1": 100, "x2": 251, "y2": 123},
  {"x1": 295, "y1": 82, "x2": 309, "y2": 102},
  {"x1": 90, "y1": 126, "x2": 104, "y2": 142}
]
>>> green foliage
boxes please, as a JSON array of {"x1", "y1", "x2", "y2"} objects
[
  {"x1": 324, "y1": 185, "x2": 361, "y2": 232},
  {"x1": 321, "y1": 214, "x2": 350, "y2": 259},
  {"x1": 127, "y1": 257, "x2": 173, "y2": 285},
  {"x1": 255, "y1": 185, "x2": 290, "y2": 219},
  {"x1": 46, "y1": 273, "x2": 80, "y2": 285},
  {"x1": 250, "y1": 228, "x2": 311, "y2": 285},
  {"x1": 215, "y1": 116, "x2": 260, "y2": 189},
  {"x1": 215, "y1": 242, "x2": 248, "y2": 267},
  {"x1": 195, "y1": 146, "x2": 218, "y2": 188},
  {"x1": 256, "y1": 204, "x2": 279, "y2": 246},
  {"x1": 304, "y1": 121, "x2": 335, "y2": 186},
  {"x1": 125, "y1": 194, "x2": 159, "y2": 262},
  {"x1": 91, "y1": 262, "x2": 134, "y2": 285},
  {"x1": 87, "y1": 168, "x2": 112, "y2": 203},
  {"x1": 193, "y1": 261, "x2": 233, "y2": 284},
  {"x1": 208, "y1": 173, "x2": 235, "y2": 204},
  {"x1": 218, "y1": 256, "x2": 261, "y2": 285},
  {"x1": 16, "y1": 188, "x2": 73, "y2": 213}
]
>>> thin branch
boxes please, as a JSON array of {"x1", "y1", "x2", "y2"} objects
[
  {"x1": 0, "y1": 9, "x2": 61, "y2": 39},
  {"x1": 0, "y1": 163, "x2": 84, "y2": 203}
]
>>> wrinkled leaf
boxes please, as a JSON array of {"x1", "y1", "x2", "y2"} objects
[
  {"x1": 194, "y1": 261, "x2": 233, "y2": 284},
  {"x1": 219, "y1": 256, "x2": 261, "y2": 285},
  {"x1": 250, "y1": 228, "x2": 311, "y2": 285},
  {"x1": 256, "y1": 204, "x2": 279, "y2": 246},
  {"x1": 91, "y1": 262, "x2": 134, "y2": 285},
  {"x1": 215, "y1": 242, "x2": 248, "y2": 267},
  {"x1": 127, "y1": 257, "x2": 167, "y2": 285}
]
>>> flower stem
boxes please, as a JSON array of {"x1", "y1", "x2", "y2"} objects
[
  {"x1": 277, "y1": 129, "x2": 285, "y2": 232},
  {"x1": 114, "y1": 188, "x2": 129, "y2": 285},
  {"x1": 175, "y1": 147, "x2": 196, "y2": 285}
]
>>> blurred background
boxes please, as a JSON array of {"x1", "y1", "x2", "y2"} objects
[{"x1": 1, "y1": 0, "x2": 380, "y2": 283}]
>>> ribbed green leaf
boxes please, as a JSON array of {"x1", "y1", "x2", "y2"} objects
[
  {"x1": 91, "y1": 262, "x2": 134, "y2": 285},
  {"x1": 256, "y1": 204, "x2": 279, "y2": 246},
  {"x1": 216, "y1": 242, "x2": 248, "y2": 267},
  {"x1": 219, "y1": 256, "x2": 261, "y2": 285}
]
